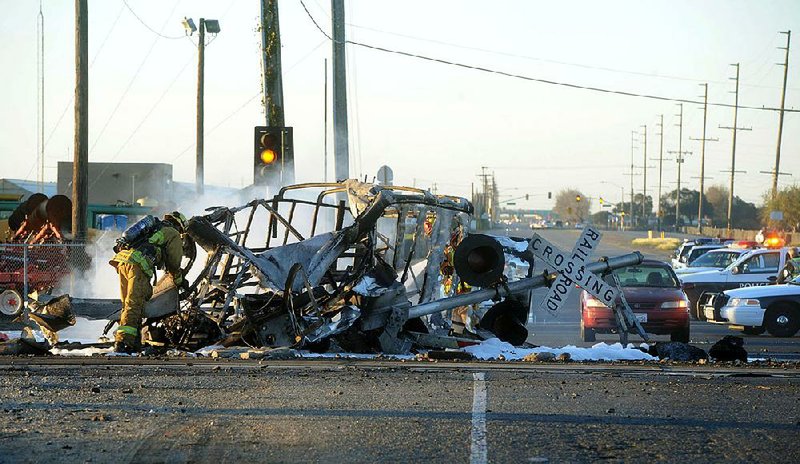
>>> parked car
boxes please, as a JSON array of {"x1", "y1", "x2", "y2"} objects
[
  {"x1": 679, "y1": 247, "x2": 792, "y2": 320},
  {"x1": 673, "y1": 248, "x2": 749, "y2": 277},
  {"x1": 580, "y1": 260, "x2": 690, "y2": 343},
  {"x1": 671, "y1": 241, "x2": 697, "y2": 268},
  {"x1": 701, "y1": 275, "x2": 800, "y2": 337},
  {"x1": 672, "y1": 244, "x2": 724, "y2": 269}
]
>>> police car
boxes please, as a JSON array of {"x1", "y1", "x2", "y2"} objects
[
  {"x1": 673, "y1": 248, "x2": 749, "y2": 277},
  {"x1": 701, "y1": 275, "x2": 800, "y2": 337},
  {"x1": 679, "y1": 247, "x2": 792, "y2": 320}
]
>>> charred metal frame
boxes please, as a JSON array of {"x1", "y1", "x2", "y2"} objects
[{"x1": 183, "y1": 181, "x2": 473, "y2": 345}]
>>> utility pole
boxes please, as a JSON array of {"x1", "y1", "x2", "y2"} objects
[
  {"x1": 261, "y1": 0, "x2": 285, "y2": 127},
  {"x1": 641, "y1": 125, "x2": 648, "y2": 221},
  {"x1": 323, "y1": 58, "x2": 328, "y2": 182},
  {"x1": 719, "y1": 63, "x2": 751, "y2": 233},
  {"x1": 196, "y1": 18, "x2": 206, "y2": 195},
  {"x1": 260, "y1": 0, "x2": 292, "y2": 185},
  {"x1": 668, "y1": 104, "x2": 691, "y2": 231},
  {"x1": 629, "y1": 130, "x2": 637, "y2": 226},
  {"x1": 650, "y1": 115, "x2": 670, "y2": 232},
  {"x1": 690, "y1": 83, "x2": 718, "y2": 234},
  {"x1": 72, "y1": 0, "x2": 88, "y2": 241},
  {"x1": 771, "y1": 30, "x2": 791, "y2": 199},
  {"x1": 331, "y1": 0, "x2": 350, "y2": 181}
]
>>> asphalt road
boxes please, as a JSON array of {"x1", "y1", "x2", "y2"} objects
[
  {"x1": 3, "y1": 227, "x2": 800, "y2": 463},
  {"x1": 502, "y1": 227, "x2": 800, "y2": 360},
  {"x1": 0, "y1": 358, "x2": 798, "y2": 463}
]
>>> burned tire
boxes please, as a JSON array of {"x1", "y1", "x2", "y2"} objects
[
  {"x1": 670, "y1": 326, "x2": 690, "y2": 343},
  {"x1": 580, "y1": 319, "x2": 596, "y2": 343},
  {"x1": 0, "y1": 289, "x2": 23, "y2": 318},
  {"x1": 742, "y1": 326, "x2": 765, "y2": 336},
  {"x1": 764, "y1": 303, "x2": 800, "y2": 338}
]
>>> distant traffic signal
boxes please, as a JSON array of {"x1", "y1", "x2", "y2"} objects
[
  {"x1": 254, "y1": 126, "x2": 294, "y2": 185},
  {"x1": 548, "y1": 192, "x2": 552, "y2": 199},
  {"x1": 575, "y1": 194, "x2": 582, "y2": 202}
]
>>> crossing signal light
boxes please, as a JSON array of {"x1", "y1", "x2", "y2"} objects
[{"x1": 254, "y1": 126, "x2": 294, "y2": 185}]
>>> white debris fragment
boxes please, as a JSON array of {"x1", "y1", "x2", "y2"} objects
[
  {"x1": 463, "y1": 338, "x2": 657, "y2": 361},
  {"x1": 195, "y1": 344, "x2": 226, "y2": 356},
  {"x1": 58, "y1": 318, "x2": 110, "y2": 344},
  {"x1": 50, "y1": 346, "x2": 114, "y2": 357},
  {"x1": 492, "y1": 235, "x2": 530, "y2": 253}
]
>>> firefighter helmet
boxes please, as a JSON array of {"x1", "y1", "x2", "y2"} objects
[{"x1": 164, "y1": 211, "x2": 188, "y2": 233}]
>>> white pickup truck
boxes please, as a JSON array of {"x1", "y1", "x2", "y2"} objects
[{"x1": 678, "y1": 247, "x2": 792, "y2": 320}]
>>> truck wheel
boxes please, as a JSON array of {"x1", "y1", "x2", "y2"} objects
[
  {"x1": 670, "y1": 326, "x2": 690, "y2": 343},
  {"x1": 764, "y1": 304, "x2": 800, "y2": 338},
  {"x1": 0, "y1": 289, "x2": 23, "y2": 317},
  {"x1": 580, "y1": 320, "x2": 596, "y2": 343},
  {"x1": 742, "y1": 326, "x2": 765, "y2": 336}
]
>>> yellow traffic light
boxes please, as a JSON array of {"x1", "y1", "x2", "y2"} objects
[
  {"x1": 260, "y1": 149, "x2": 277, "y2": 164},
  {"x1": 575, "y1": 195, "x2": 582, "y2": 202}
]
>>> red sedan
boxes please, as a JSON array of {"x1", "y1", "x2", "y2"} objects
[{"x1": 580, "y1": 260, "x2": 690, "y2": 342}]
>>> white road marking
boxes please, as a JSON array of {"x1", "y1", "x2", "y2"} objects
[{"x1": 471, "y1": 372, "x2": 488, "y2": 464}]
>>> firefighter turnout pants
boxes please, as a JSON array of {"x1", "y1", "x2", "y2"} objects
[{"x1": 114, "y1": 262, "x2": 153, "y2": 345}]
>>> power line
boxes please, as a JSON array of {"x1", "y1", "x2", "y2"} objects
[
  {"x1": 298, "y1": 0, "x2": 799, "y2": 114},
  {"x1": 89, "y1": 57, "x2": 194, "y2": 190},
  {"x1": 40, "y1": 2, "x2": 126, "y2": 157},
  {"x1": 90, "y1": 0, "x2": 183, "y2": 155},
  {"x1": 169, "y1": 39, "x2": 327, "y2": 163},
  {"x1": 122, "y1": 0, "x2": 185, "y2": 40}
]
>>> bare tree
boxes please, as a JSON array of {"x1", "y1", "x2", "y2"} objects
[{"x1": 554, "y1": 189, "x2": 590, "y2": 223}]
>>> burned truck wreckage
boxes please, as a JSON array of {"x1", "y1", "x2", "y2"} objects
[{"x1": 108, "y1": 180, "x2": 642, "y2": 355}]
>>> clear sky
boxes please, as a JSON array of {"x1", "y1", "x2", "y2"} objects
[{"x1": 1, "y1": 0, "x2": 799, "y2": 212}]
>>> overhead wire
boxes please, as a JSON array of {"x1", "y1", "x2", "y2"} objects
[
  {"x1": 89, "y1": 0, "x2": 183, "y2": 155},
  {"x1": 41, "y1": 1, "x2": 126, "y2": 155},
  {"x1": 170, "y1": 39, "x2": 329, "y2": 162},
  {"x1": 298, "y1": 0, "x2": 798, "y2": 114},
  {"x1": 89, "y1": 57, "x2": 194, "y2": 190},
  {"x1": 122, "y1": 0, "x2": 185, "y2": 40}
]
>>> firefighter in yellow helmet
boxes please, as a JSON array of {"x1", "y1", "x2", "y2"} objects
[{"x1": 109, "y1": 212, "x2": 188, "y2": 353}]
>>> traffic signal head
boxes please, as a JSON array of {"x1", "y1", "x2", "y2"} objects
[
  {"x1": 576, "y1": 195, "x2": 582, "y2": 202},
  {"x1": 254, "y1": 126, "x2": 293, "y2": 185},
  {"x1": 548, "y1": 192, "x2": 552, "y2": 199},
  {"x1": 525, "y1": 194, "x2": 529, "y2": 200}
]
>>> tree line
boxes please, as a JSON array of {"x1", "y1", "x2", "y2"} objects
[{"x1": 553, "y1": 185, "x2": 800, "y2": 231}]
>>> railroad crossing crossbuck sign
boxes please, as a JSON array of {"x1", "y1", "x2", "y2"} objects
[
  {"x1": 528, "y1": 227, "x2": 648, "y2": 342},
  {"x1": 530, "y1": 227, "x2": 619, "y2": 313}
]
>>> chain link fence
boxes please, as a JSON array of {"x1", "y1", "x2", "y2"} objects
[{"x1": 0, "y1": 243, "x2": 98, "y2": 317}]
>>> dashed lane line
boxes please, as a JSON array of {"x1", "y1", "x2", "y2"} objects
[{"x1": 471, "y1": 372, "x2": 488, "y2": 464}]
